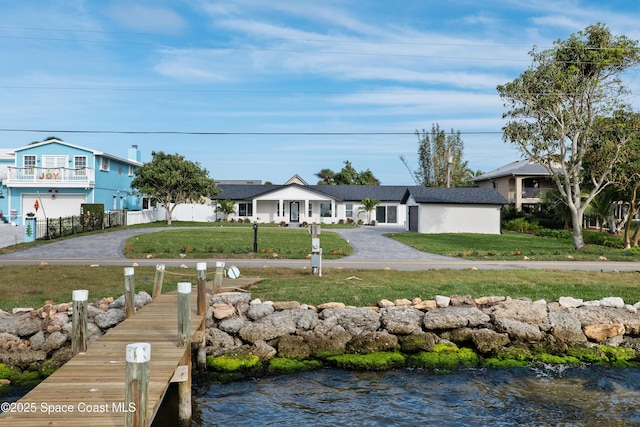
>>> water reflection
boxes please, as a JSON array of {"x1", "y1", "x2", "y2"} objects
[{"x1": 180, "y1": 366, "x2": 640, "y2": 427}]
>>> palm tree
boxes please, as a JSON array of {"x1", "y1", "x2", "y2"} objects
[
  {"x1": 315, "y1": 168, "x2": 335, "y2": 185},
  {"x1": 358, "y1": 198, "x2": 381, "y2": 225},
  {"x1": 215, "y1": 199, "x2": 235, "y2": 222}
]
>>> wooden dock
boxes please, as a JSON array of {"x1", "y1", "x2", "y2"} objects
[{"x1": 0, "y1": 289, "x2": 204, "y2": 426}]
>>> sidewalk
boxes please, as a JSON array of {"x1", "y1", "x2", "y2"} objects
[{"x1": 0, "y1": 224, "x2": 24, "y2": 248}]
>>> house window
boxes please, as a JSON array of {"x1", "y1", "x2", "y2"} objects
[
  {"x1": 100, "y1": 158, "x2": 110, "y2": 171},
  {"x1": 118, "y1": 164, "x2": 123, "y2": 175},
  {"x1": 375, "y1": 206, "x2": 398, "y2": 224},
  {"x1": 346, "y1": 203, "x2": 353, "y2": 218},
  {"x1": 239, "y1": 203, "x2": 253, "y2": 217},
  {"x1": 320, "y1": 202, "x2": 332, "y2": 218},
  {"x1": 308, "y1": 203, "x2": 313, "y2": 217},
  {"x1": 23, "y1": 155, "x2": 36, "y2": 175},
  {"x1": 74, "y1": 156, "x2": 87, "y2": 176},
  {"x1": 128, "y1": 165, "x2": 134, "y2": 176}
]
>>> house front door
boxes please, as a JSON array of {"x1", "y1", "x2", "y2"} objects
[{"x1": 290, "y1": 202, "x2": 299, "y2": 222}]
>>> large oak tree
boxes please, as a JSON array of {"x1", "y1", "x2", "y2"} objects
[{"x1": 131, "y1": 151, "x2": 217, "y2": 225}]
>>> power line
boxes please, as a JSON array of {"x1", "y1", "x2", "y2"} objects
[{"x1": 0, "y1": 128, "x2": 504, "y2": 136}]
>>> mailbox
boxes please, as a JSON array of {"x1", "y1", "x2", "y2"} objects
[{"x1": 311, "y1": 237, "x2": 322, "y2": 276}]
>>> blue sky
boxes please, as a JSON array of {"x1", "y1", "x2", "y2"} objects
[{"x1": 1, "y1": 1, "x2": 639, "y2": 185}]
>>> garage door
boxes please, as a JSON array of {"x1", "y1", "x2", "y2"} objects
[{"x1": 22, "y1": 194, "x2": 87, "y2": 219}]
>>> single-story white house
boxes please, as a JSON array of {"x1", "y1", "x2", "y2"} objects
[
  {"x1": 401, "y1": 187, "x2": 508, "y2": 234},
  {"x1": 215, "y1": 176, "x2": 508, "y2": 234}
]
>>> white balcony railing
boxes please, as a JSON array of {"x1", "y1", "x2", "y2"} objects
[{"x1": 6, "y1": 167, "x2": 95, "y2": 185}]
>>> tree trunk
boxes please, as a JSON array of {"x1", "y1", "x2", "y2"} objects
[
  {"x1": 570, "y1": 209, "x2": 585, "y2": 250},
  {"x1": 623, "y1": 182, "x2": 640, "y2": 249}
]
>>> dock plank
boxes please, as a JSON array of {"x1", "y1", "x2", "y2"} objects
[{"x1": 0, "y1": 289, "x2": 204, "y2": 427}]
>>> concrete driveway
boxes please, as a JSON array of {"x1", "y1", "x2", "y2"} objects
[
  {"x1": 0, "y1": 224, "x2": 24, "y2": 248},
  {"x1": 0, "y1": 225, "x2": 637, "y2": 272}
]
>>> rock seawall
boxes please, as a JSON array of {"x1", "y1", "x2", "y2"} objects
[
  {"x1": 2, "y1": 291, "x2": 640, "y2": 388},
  {"x1": 205, "y1": 293, "x2": 640, "y2": 372}
]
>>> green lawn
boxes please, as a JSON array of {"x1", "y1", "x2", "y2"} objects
[
  {"x1": 122, "y1": 226, "x2": 353, "y2": 259},
  {"x1": 388, "y1": 230, "x2": 640, "y2": 262}
]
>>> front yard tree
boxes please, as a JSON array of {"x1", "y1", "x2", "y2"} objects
[
  {"x1": 358, "y1": 198, "x2": 380, "y2": 225},
  {"x1": 131, "y1": 151, "x2": 217, "y2": 225},
  {"x1": 413, "y1": 124, "x2": 470, "y2": 187},
  {"x1": 497, "y1": 23, "x2": 640, "y2": 250},
  {"x1": 216, "y1": 199, "x2": 235, "y2": 222}
]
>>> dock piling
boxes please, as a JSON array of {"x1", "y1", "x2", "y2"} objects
[
  {"x1": 124, "y1": 267, "x2": 135, "y2": 318},
  {"x1": 71, "y1": 289, "x2": 88, "y2": 355},
  {"x1": 125, "y1": 342, "x2": 151, "y2": 427},
  {"x1": 152, "y1": 264, "x2": 165, "y2": 298}
]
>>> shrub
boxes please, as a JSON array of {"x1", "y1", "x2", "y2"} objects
[{"x1": 505, "y1": 217, "x2": 542, "y2": 234}]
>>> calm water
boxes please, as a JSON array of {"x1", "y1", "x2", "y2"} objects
[{"x1": 168, "y1": 366, "x2": 640, "y2": 427}]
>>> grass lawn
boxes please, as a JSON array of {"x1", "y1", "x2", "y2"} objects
[
  {"x1": 1, "y1": 265, "x2": 639, "y2": 311},
  {"x1": 122, "y1": 226, "x2": 353, "y2": 259},
  {"x1": 388, "y1": 230, "x2": 640, "y2": 262},
  {"x1": 2, "y1": 223, "x2": 640, "y2": 310}
]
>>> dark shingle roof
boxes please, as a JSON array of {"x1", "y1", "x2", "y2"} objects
[
  {"x1": 401, "y1": 186, "x2": 508, "y2": 205},
  {"x1": 215, "y1": 184, "x2": 408, "y2": 201},
  {"x1": 216, "y1": 183, "x2": 508, "y2": 205}
]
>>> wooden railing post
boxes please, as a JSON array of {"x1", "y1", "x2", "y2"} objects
[
  {"x1": 177, "y1": 282, "x2": 192, "y2": 348},
  {"x1": 124, "y1": 267, "x2": 135, "y2": 318},
  {"x1": 213, "y1": 261, "x2": 225, "y2": 295},
  {"x1": 152, "y1": 264, "x2": 165, "y2": 298},
  {"x1": 125, "y1": 342, "x2": 150, "y2": 427},
  {"x1": 196, "y1": 263, "x2": 207, "y2": 315},
  {"x1": 177, "y1": 282, "x2": 192, "y2": 426},
  {"x1": 196, "y1": 263, "x2": 207, "y2": 372},
  {"x1": 71, "y1": 289, "x2": 88, "y2": 355}
]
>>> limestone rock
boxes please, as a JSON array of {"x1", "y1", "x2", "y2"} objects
[
  {"x1": 583, "y1": 323, "x2": 625, "y2": 342},
  {"x1": 320, "y1": 307, "x2": 380, "y2": 336},
  {"x1": 378, "y1": 299, "x2": 395, "y2": 308},
  {"x1": 544, "y1": 311, "x2": 587, "y2": 343},
  {"x1": 559, "y1": 297, "x2": 583, "y2": 308},
  {"x1": 211, "y1": 292, "x2": 252, "y2": 306},
  {"x1": 27, "y1": 331, "x2": 44, "y2": 351},
  {"x1": 299, "y1": 324, "x2": 352, "y2": 357},
  {"x1": 397, "y1": 331, "x2": 437, "y2": 353},
  {"x1": 212, "y1": 303, "x2": 236, "y2": 320},
  {"x1": 0, "y1": 348, "x2": 47, "y2": 370},
  {"x1": 380, "y1": 305, "x2": 423, "y2": 335},
  {"x1": 253, "y1": 340, "x2": 277, "y2": 360},
  {"x1": 482, "y1": 299, "x2": 548, "y2": 324},
  {"x1": 472, "y1": 329, "x2": 510, "y2": 353},
  {"x1": 600, "y1": 297, "x2": 625, "y2": 309},
  {"x1": 346, "y1": 331, "x2": 398, "y2": 354},
  {"x1": 450, "y1": 295, "x2": 475, "y2": 306},
  {"x1": 272, "y1": 301, "x2": 301, "y2": 311},
  {"x1": 394, "y1": 298, "x2": 413, "y2": 306},
  {"x1": 247, "y1": 303, "x2": 274, "y2": 321},
  {"x1": 474, "y1": 296, "x2": 506, "y2": 306},
  {"x1": 413, "y1": 300, "x2": 437, "y2": 311},
  {"x1": 41, "y1": 331, "x2": 68, "y2": 353},
  {"x1": 440, "y1": 327, "x2": 474, "y2": 344},
  {"x1": 423, "y1": 306, "x2": 490, "y2": 330},
  {"x1": 435, "y1": 295, "x2": 450, "y2": 308},
  {"x1": 218, "y1": 317, "x2": 248, "y2": 335},
  {"x1": 277, "y1": 335, "x2": 311, "y2": 359},
  {"x1": 494, "y1": 318, "x2": 544, "y2": 342},
  {"x1": 239, "y1": 311, "x2": 301, "y2": 343},
  {"x1": 0, "y1": 311, "x2": 42, "y2": 337},
  {"x1": 206, "y1": 328, "x2": 238, "y2": 356},
  {"x1": 94, "y1": 308, "x2": 126, "y2": 330},
  {"x1": 318, "y1": 302, "x2": 346, "y2": 310}
]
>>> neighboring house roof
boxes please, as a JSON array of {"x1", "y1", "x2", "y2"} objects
[
  {"x1": 284, "y1": 174, "x2": 308, "y2": 185},
  {"x1": 401, "y1": 186, "x2": 508, "y2": 205},
  {"x1": 13, "y1": 138, "x2": 143, "y2": 166},
  {"x1": 215, "y1": 183, "x2": 409, "y2": 202},
  {"x1": 473, "y1": 158, "x2": 552, "y2": 181}
]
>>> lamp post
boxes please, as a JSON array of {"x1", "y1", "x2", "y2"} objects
[{"x1": 253, "y1": 222, "x2": 258, "y2": 253}]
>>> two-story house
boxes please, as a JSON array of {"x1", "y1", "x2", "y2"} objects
[
  {"x1": 0, "y1": 138, "x2": 142, "y2": 225},
  {"x1": 473, "y1": 159, "x2": 557, "y2": 212}
]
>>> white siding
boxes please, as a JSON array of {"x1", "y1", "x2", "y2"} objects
[{"x1": 417, "y1": 204, "x2": 501, "y2": 234}]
